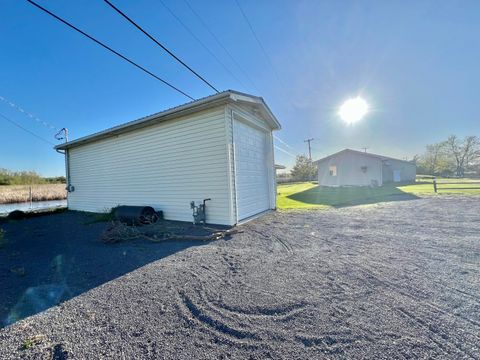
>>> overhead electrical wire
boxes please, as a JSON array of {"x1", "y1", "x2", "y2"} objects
[
  {"x1": 158, "y1": 0, "x2": 248, "y2": 91},
  {"x1": 233, "y1": 0, "x2": 285, "y2": 86},
  {"x1": 0, "y1": 112, "x2": 55, "y2": 146},
  {"x1": 103, "y1": 0, "x2": 219, "y2": 93},
  {"x1": 0, "y1": 95, "x2": 60, "y2": 131},
  {"x1": 273, "y1": 135, "x2": 298, "y2": 152},
  {"x1": 274, "y1": 145, "x2": 296, "y2": 157},
  {"x1": 26, "y1": 0, "x2": 195, "y2": 101},
  {"x1": 183, "y1": 0, "x2": 260, "y2": 93}
]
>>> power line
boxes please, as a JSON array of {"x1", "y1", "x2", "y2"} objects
[
  {"x1": 273, "y1": 135, "x2": 297, "y2": 152},
  {"x1": 158, "y1": 0, "x2": 248, "y2": 91},
  {"x1": 0, "y1": 112, "x2": 55, "y2": 146},
  {"x1": 233, "y1": 0, "x2": 284, "y2": 86},
  {"x1": 0, "y1": 95, "x2": 60, "y2": 131},
  {"x1": 183, "y1": 0, "x2": 260, "y2": 93},
  {"x1": 103, "y1": 0, "x2": 218, "y2": 93},
  {"x1": 274, "y1": 145, "x2": 296, "y2": 157},
  {"x1": 27, "y1": 0, "x2": 195, "y2": 101}
]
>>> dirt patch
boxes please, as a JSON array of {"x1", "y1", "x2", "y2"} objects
[{"x1": 0, "y1": 197, "x2": 479, "y2": 359}]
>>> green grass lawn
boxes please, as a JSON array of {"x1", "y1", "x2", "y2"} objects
[{"x1": 277, "y1": 179, "x2": 480, "y2": 210}]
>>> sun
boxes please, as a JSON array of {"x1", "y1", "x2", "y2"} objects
[{"x1": 339, "y1": 97, "x2": 369, "y2": 124}]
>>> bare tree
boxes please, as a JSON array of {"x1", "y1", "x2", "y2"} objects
[
  {"x1": 420, "y1": 142, "x2": 447, "y2": 175},
  {"x1": 445, "y1": 135, "x2": 480, "y2": 177},
  {"x1": 411, "y1": 154, "x2": 420, "y2": 165}
]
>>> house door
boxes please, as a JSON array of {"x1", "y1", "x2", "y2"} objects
[{"x1": 393, "y1": 170, "x2": 401, "y2": 182}]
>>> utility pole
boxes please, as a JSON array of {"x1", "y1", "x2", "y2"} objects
[
  {"x1": 55, "y1": 127, "x2": 69, "y2": 143},
  {"x1": 304, "y1": 138, "x2": 314, "y2": 161},
  {"x1": 361, "y1": 147, "x2": 368, "y2": 153}
]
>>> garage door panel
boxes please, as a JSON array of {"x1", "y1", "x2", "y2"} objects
[{"x1": 234, "y1": 120, "x2": 270, "y2": 220}]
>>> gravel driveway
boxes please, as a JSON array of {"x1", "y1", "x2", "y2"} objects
[{"x1": 0, "y1": 196, "x2": 479, "y2": 359}]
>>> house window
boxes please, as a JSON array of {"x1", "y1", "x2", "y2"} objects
[{"x1": 329, "y1": 165, "x2": 337, "y2": 176}]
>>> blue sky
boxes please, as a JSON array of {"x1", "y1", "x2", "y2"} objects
[{"x1": 1, "y1": 0, "x2": 479, "y2": 176}]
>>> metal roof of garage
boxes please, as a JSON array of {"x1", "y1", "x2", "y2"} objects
[
  {"x1": 314, "y1": 149, "x2": 415, "y2": 165},
  {"x1": 55, "y1": 90, "x2": 280, "y2": 150}
]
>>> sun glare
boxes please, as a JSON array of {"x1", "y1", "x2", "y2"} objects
[{"x1": 339, "y1": 97, "x2": 369, "y2": 124}]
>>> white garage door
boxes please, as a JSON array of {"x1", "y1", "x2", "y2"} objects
[{"x1": 234, "y1": 120, "x2": 270, "y2": 220}]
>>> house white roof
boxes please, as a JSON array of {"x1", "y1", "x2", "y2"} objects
[
  {"x1": 55, "y1": 90, "x2": 281, "y2": 150},
  {"x1": 314, "y1": 149, "x2": 414, "y2": 165}
]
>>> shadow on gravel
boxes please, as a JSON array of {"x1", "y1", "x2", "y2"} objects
[
  {"x1": 0, "y1": 211, "x2": 210, "y2": 328},
  {"x1": 288, "y1": 185, "x2": 420, "y2": 208}
]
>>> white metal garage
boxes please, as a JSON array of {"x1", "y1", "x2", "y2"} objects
[
  {"x1": 314, "y1": 149, "x2": 417, "y2": 186},
  {"x1": 55, "y1": 90, "x2": 281, "y2": 225}
]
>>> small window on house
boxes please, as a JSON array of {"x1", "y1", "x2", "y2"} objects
[{"x1": 329, "y1": 165, "x2": 337, "y2": 176}]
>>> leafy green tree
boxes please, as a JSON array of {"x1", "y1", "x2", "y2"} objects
[{"x1": 290, "y1": 155, "x2": 317, "y2": 181}]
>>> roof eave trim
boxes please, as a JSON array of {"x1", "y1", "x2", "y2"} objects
[
  {"x1": 229, "y1": 92, "x2": 281, "y2": 130},
  {"x1": 56, "y1": 91, "x2": 281, "y2": 150},
  {"x1": 55, "y1": 93, "x2": 232, "y2": 150},
  {"x1": 314, "y1": 148, "x2": 415, "y2": 165}
]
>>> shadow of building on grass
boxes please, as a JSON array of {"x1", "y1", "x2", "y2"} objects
[{"x1": 287, "y1": 185, "x2": 420, "y2": 208}]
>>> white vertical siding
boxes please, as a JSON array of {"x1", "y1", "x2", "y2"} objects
[
  {"x1": 67, "y1": 106, "x2": 233, "y2": 225},
  {"x1": 233, "y1": 119, "x2": 270, "y2": 219},
  {"x1": 318, "y1": 151, "x2": 383, "y2": 186},
  {"x1": 226, "y1": 103, "x2": 276, "y2": 222},
  {"x1": 382, "y1": 159, "x2": 416, "y2": 183}
]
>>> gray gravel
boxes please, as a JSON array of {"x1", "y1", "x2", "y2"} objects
[{"x1": 0, "y1": 196, "x2": 479, "y2": 359}]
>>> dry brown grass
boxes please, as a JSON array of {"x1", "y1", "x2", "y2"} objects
[{"x1": 0, "y1": 184, "x2": 66, "y2": 204}]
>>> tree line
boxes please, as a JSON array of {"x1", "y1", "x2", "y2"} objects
[
  {"x1": 416, "y1": 135, "x2": 480, "y2": 177},
  {"x1": 0, "y1": 168, "x2": 65, "y2": 185}
]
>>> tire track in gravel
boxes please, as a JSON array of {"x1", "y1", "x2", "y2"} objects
[
  {"x1": 295, "y1": 332, "x2": 374, "y2": 356},
  {"x1": 324, "y1": 232, "x2": 480, "y2": 316},
  {"x1": 174, "y1": 288, "x2": 298, "y2": 356},
  {"x1": 446, "y1": 287, "x2": 480, "y2": 305},
  {"x1": 191, "y1": 254, "x2": 282, "y2": 299},
  {"x1": 186, "y1": 263, "x2": 305, "y2": 320},
  {"x1": 178, "y1": 267, "x2": 308, "y2": 336},
  {"x1": 324, "y1": 239, "x2": 480, "y2": 358},
  {"x1": 177, "y1": 291, "x2": 261, "y2": 341},
  {"x1": 395, "y1": 307, "x2": 479, "y2": 359},
  {"x1": 172, "y1": 245, "x2": 310, "y2": 351},
  {"x1": 208, "y1": 299, "x2": 307, "y2": 322},
  {"x1": 350, "y1": 260, "x2": 480, "y2": 328},
  {"x1": 197, "y1": 282, "x2": 307, "y2": 324},
  {"x1": 248, "y1": 228, "x2": 293, "y2": 252}
]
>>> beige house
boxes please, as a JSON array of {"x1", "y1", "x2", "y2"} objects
[{"x1": 314, "y1": 149, "x2": 416, "y2": 187}]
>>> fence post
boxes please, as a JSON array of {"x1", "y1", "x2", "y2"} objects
[
  {"x1": 433, "y1": 178, "x2": 437, "y2": 193},
  {"x1": 29, "y1": 186, "x2": 33, "y2": 208}
]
